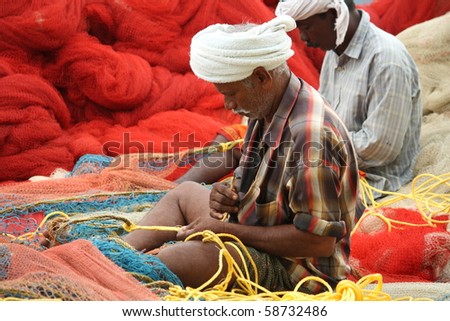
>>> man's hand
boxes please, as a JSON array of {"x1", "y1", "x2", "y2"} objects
[
  {"x1": 176, "y1": 217, "x2": 226, "y2": 240},
  {"x1": 209, "y1": 181, "x2": 239, "y2": 220}
]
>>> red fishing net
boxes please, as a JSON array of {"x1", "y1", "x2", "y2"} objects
[
  {"x1": 0, "y1": 0, "x2": 318, "y2": 183},
  {"x1": 350, "y1": 208, "x2": 450, "y2": 283},
  {"x1": 360, "y1": 0, "x2": 450, "y2": 35}
]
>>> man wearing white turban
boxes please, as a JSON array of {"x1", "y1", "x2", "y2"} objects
[
  {"x1": 276, "y1": 0, "x2": 422, "y2": 201},
  {"x1": 124, "y1": 16, "x2": 359, "y2": 293}
]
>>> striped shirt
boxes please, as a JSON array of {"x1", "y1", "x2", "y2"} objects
[
  {"x1": 319, "y1": 10, "x2": 422, "y2": 196},
  {"x1": 233, "y1": 74, "x2": 359, "y2": 293}
]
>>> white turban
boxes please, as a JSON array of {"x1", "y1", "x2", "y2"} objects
[
  {"x1": 275, "y1": 0, "x2": 349, "y2": 47},
  {"x1": 189, "y1": 15, "x2": 296, "y2": 83}
]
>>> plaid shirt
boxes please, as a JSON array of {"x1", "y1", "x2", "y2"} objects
[{"x1": 233, "y1": 74, "x2": 359, "y2": 293}]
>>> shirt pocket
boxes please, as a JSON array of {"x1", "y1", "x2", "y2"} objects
[{"x1": 255, "y1": 200, "x2": 279, "y2": 226}]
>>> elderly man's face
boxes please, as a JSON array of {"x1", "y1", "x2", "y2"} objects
[
  {"x1": 296, "y1": 11, "x2": 337, "y2": 51},
  {"x1": 214, "y1": 78, "x2": 274, "y2": 120}
]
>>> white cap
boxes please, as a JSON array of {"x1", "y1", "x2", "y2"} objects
[{"x1": 189, "y1": 15, "x2": 296, "y2": 83}]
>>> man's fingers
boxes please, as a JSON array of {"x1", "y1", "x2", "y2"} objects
[
  {"x1": 211, "y1": 187, "x2": 238, "y2": 206},
  {"x1": 213, "y1": 182, "x2": 238, "y2": 199},
  {"x1": 219, "y1": 183, "x2": 239, "y2": 200},
  {"x1": 209, "y1": 200, "x2": 238, "y2": 215},
  {"x1": 210, "y1": 209, "x2": 224, "y2": 220}
]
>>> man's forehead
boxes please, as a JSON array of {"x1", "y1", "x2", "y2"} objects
[
  {"x1": 295, "y1": 12, "x2": 330, "y2": 27},
  {"x1": 295, "y1": 16, "x2": 314, "y2": 27},
  {"x1": 214, "y1": 81, "x2": 241, "y2": 92}
]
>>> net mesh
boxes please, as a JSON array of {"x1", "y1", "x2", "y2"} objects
[
  {"x1": 1, "y1": 168, "x2": 450, "y2": 301},
  {"x1": 0, "y1": 142, "x2": 245, "y2": 300},
  {"x1": 351, "y1": 208, "x2": 450, "y2": 283},
  {"x1": 397, "y1": 12, "x2": 450, "y2": 115},
  {"x1": 0, "y1": 240, "x2": 164, "y2": 300}
]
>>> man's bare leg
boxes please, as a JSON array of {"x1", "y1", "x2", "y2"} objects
[
  {"x1": 157, "y1": 239, "x2": 243, "y2": 288},
  {"x1": 122, "y1": 181, "x2": 211, "y2": 251}
]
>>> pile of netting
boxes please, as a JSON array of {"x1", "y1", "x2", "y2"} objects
[
  {"x1": 1, "y1": 147, "x2": 449, "y2": 301},
  {"x1": 0, "y1": 139, "x2": 245, "y2": 237},
  {"x1": 0, "y1": 143, "x2": 224, "y2": 301},
  {"x1": 0, "y1": 239, "x2": 168, "y2": 300},
  {"x1": 1, "y1": 0, "x2": 449, "y2": 183},
  {"x1": 0, "y1": 0, "x2": 318, "y2": 183},
  {"x1": 351, "y1": 172, "x2": 450, "y2": 285}
]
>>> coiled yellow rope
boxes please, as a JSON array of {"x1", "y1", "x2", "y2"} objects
[
  {"x1": 356, "y1": 172, "x2": 450, "y2": 233},
  {"x1": 162, "y1": 230, "x2": 420, "y2": 301}
]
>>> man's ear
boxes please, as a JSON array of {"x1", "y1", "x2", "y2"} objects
[{"x1": 252, "y1": 66, "x2": 272, "y2": 87}]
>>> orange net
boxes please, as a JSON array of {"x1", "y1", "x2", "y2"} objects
[
  {"x1": 0, "y1": 161, "x2": 175, "y2": 214},
  {"x1": 0, "y1": 239, "x2": 161, "y2": 300}
]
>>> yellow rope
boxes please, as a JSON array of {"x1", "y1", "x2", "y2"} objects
[
  {"x1": 15, "y1": 214, "x2": 399, "y2": 301},
  {"x1": 1, "y1": 211, "x2": 71, "y2": 242},
  {"x1": 163, "y1": 229, "x2": 420, "y2": 301},
  {"x1": 3, "y1": 211, "x2": 182, "y2": 245},
  {"x1": 199, "y1": 139, "x2": 244, "y2": 155},
  {"x1": 356, "y1": 172, "x2": 450, "y2": 233},
  {"x1": 122, "y1": 221, "x2": 181, "y2": 233}
]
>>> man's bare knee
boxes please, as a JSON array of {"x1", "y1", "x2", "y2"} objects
[
  {"x1": 175, "y1": 181, "x2": 206, "y2": 193},
  {"x1": 163, "y1": 182, "x2": 203, "y2": 211},
  {"x1": 173, "y1": 182, "x2": 210, "y2": 220}
]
